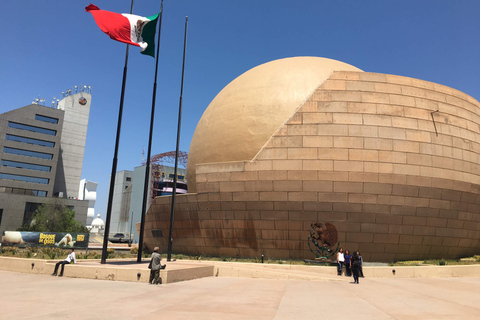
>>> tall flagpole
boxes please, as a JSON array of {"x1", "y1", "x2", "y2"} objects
[
  {"x1": 101, "y1": 0, "x2": 134, "y2": 264},
  {"x1": 137, "y1": 0, "x2": 165, "y2": 262},
  {"x1": 167, "y1": 16, "x2": 188, "y2": 261}
]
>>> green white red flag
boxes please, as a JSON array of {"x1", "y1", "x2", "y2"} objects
[{"x1": 86, "y1": 4, "x2": 159, "y2": 57}]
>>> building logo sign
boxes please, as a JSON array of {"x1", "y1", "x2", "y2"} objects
[
  {"x1": 78, "y1": 97, "x2": 87, "y2": 105},
  {"x1": 308, "y1": 222, "x2": 340, "y2": 259}
]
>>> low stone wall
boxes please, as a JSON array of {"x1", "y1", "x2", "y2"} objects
[
  {"x1": 1, "y1": 257, "x2": 478, "y2": 282},
  {"x1": 0, "y1": 257, "x2": 214, "y2": 284},
  {"x1": 210, "y1": 261, "x2": 480, "y2": 279}
]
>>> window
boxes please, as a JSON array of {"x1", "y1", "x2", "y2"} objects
[
  {"x1": 0, "y1": 186, "x2": 47, "y2": 197},
  {"x1": 8, "y1": 122, "x2": 56, "y2": 136},
  {"x1": 3, "y1": 147, "x2": 53, "y2": 160},
  {"x1": 0, "y1": 209, "x2": 3, "y2": 226},
  {"x1": 167, "y1": 173, "x2": 185, "y2": 181},
  {"x1": 1, "y1": 160, "x2": 51, "y2": 172},
  {"x1": 0, "y1": 173, "x2": 49, "y2": 185},
  {"x1": 6, "y1": 134, "x2": 54, "y2": 148},
  {"x1": 23, "y1": 202, "x2": 42, "y2": 226},
  {"x1": 35, "y1": 114, "x2": 58, "y2": 124},
  {"x1": 33, "y1": 190, "x2": 47, "y2": 197},
  {"x1": 126, "y1": 177, "x2": 131, "y2": 182}
]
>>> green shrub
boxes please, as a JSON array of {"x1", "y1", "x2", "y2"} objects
[
  {"x1": 130, "y1": 247, "x2": 138, "y2": 255},
  {"x1": 439, "y1": 260, "x2": 446, "y2": 266}
]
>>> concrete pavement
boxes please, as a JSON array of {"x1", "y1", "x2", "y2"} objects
[{"x1": 1, "y1": 270, "x2": 479, "y2": 319}]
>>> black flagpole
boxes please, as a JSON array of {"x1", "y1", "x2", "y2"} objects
[
  {"x1": 137, "y1": 0, "x2": 164, "y2": 262},
  {"x1": 167, "y1": 16, "x2": 188, "y2": 261},
  {"x1": 101, "y1": 0, "x2": 134, "y2": 264}
]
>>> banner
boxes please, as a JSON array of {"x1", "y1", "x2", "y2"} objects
[{"x1": 1, "y1": 231, "x2": 89, "y2": 249}]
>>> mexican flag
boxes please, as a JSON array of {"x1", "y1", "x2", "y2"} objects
[{"x1": 86, "y1": 4, "x2": 159, "y2": 57}]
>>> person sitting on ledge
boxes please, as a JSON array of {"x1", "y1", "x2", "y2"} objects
[{"x1": 51, "y1": 248, "x2": 76, "y2": 277}]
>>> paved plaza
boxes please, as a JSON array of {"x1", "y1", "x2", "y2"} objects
[{"x1": 1, "y1": 270, "x2": 479, "y2": 319}]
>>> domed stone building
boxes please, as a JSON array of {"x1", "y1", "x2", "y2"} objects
[{"x1": 143, "y1": 57, "x2": 480, "y2": 262}]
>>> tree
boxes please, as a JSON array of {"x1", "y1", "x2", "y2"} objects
[{"x1": 17, "y1": 199, "x2": 89, "y2": 233}]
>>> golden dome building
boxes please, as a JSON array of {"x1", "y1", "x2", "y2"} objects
[{"x1": 143, "y1": 57, "x2": 480, "y2": 262}]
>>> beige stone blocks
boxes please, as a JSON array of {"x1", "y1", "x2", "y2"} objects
[
  {"x1": 303, "y1": 136, "x2": 333, "y2": 148},
  {"x1": 346, "y1": 81, "x2": 375, "y2": 92},
  {"x1": 347, "y1": 102, "x2": 376, "y2": 114},
  {"x1": 362, "y1": 92, "x2": 390, "y2": 104},
  {"x1": 317, "y1": 124, "x2": 349, "y2": 136},
  {"x1": 272, "y1": 159, "x2": 302, "y2": 171},
  {"x1": 144, "y1": 70, "x2": 480, "y2": 262},
  {"x1": 390, "y1": 94, "x2": 416, "y2": 107},
  {"x1": 332, "y1": 113, "x2": 363, "y2": 124},
  {"x1": 302, "y1": 159, "x2": 333, "y2": 171},
  {"x1": 334, "y1": 160, "x2": 364, "y2": 172},
  {"x1": 287, "y1": 125, "x2": 317, "y2": 136},
  {"x1": 316, "y1": 101, "x2": 348, "y2": 113},
  {"x1": 287, "y1": 148, "x2": 317, "y2": 159},
  {"x1": 330, "y1": 91, "x2": 362, "y2": 102},
  {"x1": 302, "y1": 112, "x2": 333, "y2": 124},
  {"x1": 256, "y1": 148, "x2": 287, "y2": 160},
  {"x1": 392, "y1": 117, "x2": 419, "y2": 129},
  {"x1": 364, "y1": 138, "x2": 393, "y2": 150},
  {"x1": 394, "y1": 140, "x2": 420, "y2": 153},
  {"x1": 349, "y1": 149, "x2": 379, "y2": 161},
  {"x1": 378, "y1": 127, "x2": 406, "y2": 140},
  {"x1": 334, "y1": 136, "x2": 363, "y2": 149},
  {"x1": 219, "y1": 181, "x2": 245, "y2": 192},
  {"x1": 315, "y1": 147, "x2": 347, "y2": 159},
  {"x1": 302, "y1": 180, "x2": 333, "y2": 192},
  {"x1": 401, "y1": 86, "x2": 426, "y2": 98},
  {"x1": 321, "y1": 79, "x2": 346, "y2": 90},
  {"x1": 349, "y1": 125, "x2": 378, "y2": 137},
  {"x1": 374, "y1": 82, "x2": 402, "y2": 94},
  {"x1": 287, "y1": 170, "x2": 317, "y2": 180},
  {"x1": 377, "y1": 104, "x2": 403, "y2": 116},
  {"x1": 329, "y1": 71, "x2": 361, "y2": 81}
]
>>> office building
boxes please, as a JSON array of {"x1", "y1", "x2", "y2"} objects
[{"x1": 0, "y1": 88, "x2": 92, "y2": 234}]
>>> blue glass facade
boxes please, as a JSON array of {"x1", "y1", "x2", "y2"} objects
[
  {"x1": 6, "y1": 134, "x2": 54, "y2": 148},
  {"x1": 8, "y1": 122, "x2": 56, "y2": 136}
]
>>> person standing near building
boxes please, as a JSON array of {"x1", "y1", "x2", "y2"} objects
[
  {"x1": 357, "y1": 251, "x2": 364, "y2": 278},
  {"x1": 351, "y1": 251, "x2": 360, "y2": 284},
  {"x1": 344, "y1": 250, "x2": 352, "y2": 277},
  {"x1": 148, "y1": 247, "x2": 162, "y2": 285},
  {"x1": 51, "y1": 248, "x2": 76, "y2": 277},
  {"x1": 336, "y1": 247, "x2": 344, "y2": 276}
]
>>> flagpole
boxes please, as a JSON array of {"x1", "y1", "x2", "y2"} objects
[
  {"x1": 137, "y1": 0, "x2": 164, "y2": 263},
  {"x1": 101, "y1": 0, "x2": 134, "y2": 264},
  {"x1": 167, "y1": 16, "x2": 188, "y2": 262}
]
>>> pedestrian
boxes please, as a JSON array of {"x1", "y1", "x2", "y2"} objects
[
  {"x1": 51, "y1": 248, "x2": 76, "y2": 277},
  {"x1": 351, "y1": 251, "x2": 360, "y2": 284},
  {"x1": 344, "y1": 250, "x2": 352, "y2": 277},
  {"x1": 336, "y1": 247, "x2": 344, "y2": 276},
  {"x1": 357, "y1": 251, "x2": 364, "y2": 278},
  {"x1": 148, "y1": 247, "x2": 162, "y2": 285}
]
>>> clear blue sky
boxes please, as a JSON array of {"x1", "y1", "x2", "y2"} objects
[{"x1": 1, "y1": 1, "x2": 479, "y2": 220}]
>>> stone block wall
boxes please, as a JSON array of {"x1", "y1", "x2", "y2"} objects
[{"x1": 143, "y1": 71, "x2": 480, "y2": 262}]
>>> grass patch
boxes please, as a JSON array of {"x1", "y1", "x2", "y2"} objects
[{"x1": 389, "y1": 258, "x2": 480, "y2": 266}]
